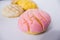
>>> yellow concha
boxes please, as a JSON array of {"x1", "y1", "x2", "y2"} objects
[{"x1": 12, "y1": 0, "x2": 38, "y2": 10}]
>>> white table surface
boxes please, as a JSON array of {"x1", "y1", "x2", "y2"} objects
[{"x1": 0, "y1": 0, "x2": 60, "y2": 40}]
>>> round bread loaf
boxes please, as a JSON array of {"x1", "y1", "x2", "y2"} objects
[
  {"x1": 2, "y1": 4, "x2": 24, "y2": 18},
  {"x1": 12, "y1": 0, "x2": 38, "y2": 10},
  {"x1": 18, "y1": 9, "x2": 51, "y2": 34}
]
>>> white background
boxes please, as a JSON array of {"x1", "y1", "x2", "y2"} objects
[{"x1": 0, "y1": 0, "x2": 60, "y2": 40}]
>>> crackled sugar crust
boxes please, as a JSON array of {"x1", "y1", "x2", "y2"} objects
[
  {"x1": 18, "y1": 9, "x2": 51, "y2": 34},
  {"x1": 12, "y1": 0, "x2": 38, "y2": 10},
  {"x1": 2, "y1": 4, "x2": 24, "y2": 18}
]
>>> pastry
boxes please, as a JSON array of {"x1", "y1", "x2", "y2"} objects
[
  {"x1": 2, "y1": 4, "x2": 24, "y2": 18},
  {"x1": 12, "y1": 0, "x2": 38, "y2": 10},
  {"x1": 18, "y1": 9, "x2": 51, "y2": 34}
]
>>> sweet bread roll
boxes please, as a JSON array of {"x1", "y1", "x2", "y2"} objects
[
  {"x1": 12, "y1": 0, "x2": 38, "y2": 10},
  {"x1": 18, "y1": 9, "x2": 51, "y2": 34},
  {"x1": 2, "y1": 4, "x2": 24, "y2": 18}
]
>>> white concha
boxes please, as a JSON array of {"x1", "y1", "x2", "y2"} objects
[{"x1": 2, "y1": 4, "x2": 24, "y2": 18}]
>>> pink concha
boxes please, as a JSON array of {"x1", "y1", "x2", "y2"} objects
[{"x1": 18, "y1": 9, "x2": 51, "y2": 34}]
